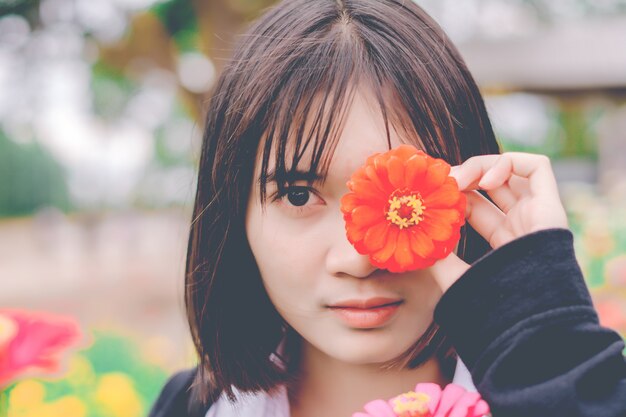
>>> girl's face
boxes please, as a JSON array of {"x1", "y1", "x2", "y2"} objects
[{"x1": 245, "y1": 88, "x2": 444, "y2": 365}]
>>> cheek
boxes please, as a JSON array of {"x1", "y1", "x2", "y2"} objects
[
  {"x1": 249, "y1": 206, "x2": 327, "y2": 272},
  {"x1": 247, "y1": 215, "x2": 325, "y2": 315},
  {"x1": 253, "y1": 230, "x2": 318, "y2": 280},
  {"x1": 400, "y1": 274, "x2": 442, "y2": 318}
]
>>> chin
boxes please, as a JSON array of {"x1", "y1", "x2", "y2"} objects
[
  {"x1": 322, "y1": 333, "x2": 419, "y2": 365},
  {"x1": 330, "y1": 346, "x2": 410, "y2": 365}
]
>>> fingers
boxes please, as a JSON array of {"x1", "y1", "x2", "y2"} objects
[
  {"x1": 507, "y1": 174, "x2": 530, "y2": 198},
  {"x1": 450, "y1": 155, "x2": 500, "y2": 190},
  {"x1": 464, "y1": 190, "x2": 516, "y2": 248},
  {"x1": 450, "y1": 152, "x2": 558, "y2": 197},
  {"x1": 448, "y1": 152, "x2": 567, "y2": 248},
  {"x1": 485, "y1": 183, "x2": 518, "y2": 214}
]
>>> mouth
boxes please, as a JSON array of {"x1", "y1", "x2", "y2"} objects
[
  {"x1": 327, "y1": 297, "x2": 403, "y2": 309},
  {"x1": 327, "y1": 298, "x2": 404, "y2": 329}
]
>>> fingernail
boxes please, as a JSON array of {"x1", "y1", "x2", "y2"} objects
[
  {"x1": 449, "y1": 167, "x2": 464, "y2": 188},
  {"x1": 479, "y1": 169, "x2": 495, "y2": 187}
]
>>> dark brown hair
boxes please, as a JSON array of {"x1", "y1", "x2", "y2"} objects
[{"x1": 185, "y1": 0, "x2": 501, "y2": 409}]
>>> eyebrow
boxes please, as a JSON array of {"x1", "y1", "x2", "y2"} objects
[{"x1": 259, "y1": 168, "x2": 323, "y2": 185}]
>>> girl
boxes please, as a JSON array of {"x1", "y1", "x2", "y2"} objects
[{"x1": 148, "y1": 1, "x2": 626, "y2": 416}]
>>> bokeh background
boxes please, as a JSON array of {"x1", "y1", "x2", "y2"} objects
[{"x1": 1, "y1": 0, "x2": 625, "y2": 415}]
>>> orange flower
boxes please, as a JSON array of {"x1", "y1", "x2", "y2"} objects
[{"x1": 340, "y1": 144, "x2": 466, "y2": 273}]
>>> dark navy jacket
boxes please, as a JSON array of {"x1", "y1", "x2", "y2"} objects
[{"x1": 147, "y1": 228, "x2": 626, "y2": 417}]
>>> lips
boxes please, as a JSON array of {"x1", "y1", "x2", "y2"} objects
[
  {"x1": 328, "y1": 297, "x2": 403, "y2": 309},
  {"x1": 327, "y1": 297, "x2": 404, "y2": 329}
]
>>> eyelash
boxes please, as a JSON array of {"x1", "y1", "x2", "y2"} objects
[{"x1": 270, "y1": 185, "x2": 323, "y2": 214}]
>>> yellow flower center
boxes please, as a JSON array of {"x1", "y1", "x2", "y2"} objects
[
  {"x1": 386, "y1": 190, "x2": 426, "y2": 229},
  {"x1": 391, "y1": 391, "x2": 431, "y2": 416}
]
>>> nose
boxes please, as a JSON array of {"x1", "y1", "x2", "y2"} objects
[{"x1": 325, "y1": 212, "x2": 379, "y2": 279}]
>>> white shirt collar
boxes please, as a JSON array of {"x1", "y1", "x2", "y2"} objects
[{"x1": 205, "y1": 354, "x2": 477, "y2": 417}]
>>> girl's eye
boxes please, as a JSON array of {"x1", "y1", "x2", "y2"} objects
[
  {"x1": 271, "y1": 185, "x2": 324, "y2": 214},
  {"x1": 285, "y1": 187, "x2": 310, "y2": 206}
]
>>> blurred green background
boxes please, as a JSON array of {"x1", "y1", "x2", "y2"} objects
[{"x1": 1, "y1": 0, "x2": 625, "y2": 415}]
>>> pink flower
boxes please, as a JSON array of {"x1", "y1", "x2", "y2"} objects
[
  {"x1": 353, "y1": 382, "x2": 490, "y2": 417},
  {"x1": 0, "y1": 309, "x2": 83, "y2": 388}
]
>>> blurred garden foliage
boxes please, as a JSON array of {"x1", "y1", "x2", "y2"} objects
[
  {"x1": 0, "y1": 0, "x2": 625, "y2": 215},
  {"x1": 1, "y1": 329, "x2": 170, "y2": 417},
  {"x1": 0, "y1": 129, "x2": 71, "y2": 217},
  {"x1": 0, "y1": 0, "x2": 276, "y2": 215}
]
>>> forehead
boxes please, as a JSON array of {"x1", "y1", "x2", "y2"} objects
[{"x1": 258, "y1": 86, "x2": 408, "y2": 178}]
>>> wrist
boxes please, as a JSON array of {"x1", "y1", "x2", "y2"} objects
[
  {"x1": 430, "y1": 251, "x2": 471, "y2": 293},
  {"x1": 433, "y1": 227, "x2": 594, "y2": 368}
]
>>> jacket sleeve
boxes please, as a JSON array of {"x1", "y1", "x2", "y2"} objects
[
  {"x1": 434, "y1": 228, "x2": 626, "y2": 417},
  {"x1": 146, "y1": 367, "x2": 199, "y2": 417}
]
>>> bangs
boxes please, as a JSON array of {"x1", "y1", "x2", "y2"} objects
[{"x1": 255, "y1": 30, "x2": 422, "y2": 209}]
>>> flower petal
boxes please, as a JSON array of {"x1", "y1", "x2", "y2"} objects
[
  {"x1": 363, "y1": 399, "x2": 397, "y2": 417},
  {"x1": 0, "y1": 309, "x2": 82, "y2": 387},
  {"x1": 374, "y1": 254, "x2": 404, "y2": 273},
  {"x1": 409, "y1": 229, "x2": 435, "y2": 258},
  {"x1": 428, "y1": 229, "x2": 461, "y2": 259},
  {"x1": 423, "y1": 178, "x2": 461, "y2": 208},
  {"x1": 405, "y1": 154, "x2": 428, "y2": 188},
  {"x1": 351, "y1": 166, "x2": 369, "y2": 181},
  {"x1": 393, "y1": 144, "x2": 420, "y2": 161},
  {"x1": 346, "y1": 223, "x2": 368, "y2": 244},
  {"x1": 433, "y1": 384, "x2": 466, "y2": 417},
  {"x1": 421, "y1": 219, "x2": 453, "y2": 241},
  {"x1": 350, "y1": 179, "x2": 388, "y2": 204},
  {"x1": 472, "y1": 399, "x2": 490, "y2": 417},
  {"x1": 448, "y1": 392, "x2": 481, "y2": 417},
  {"x1": 364, "y1": 165, "x2": 390, "y2": 194},
  {"x1": 393, "y1": 230, "x2": 414, "y2": 268},
  {"x1": 372, "y1": 155, "x2": 395, "y2": 193},
  {"x1": 409, "y1": 256, "x2": 438, "y2": 270},
  {"x1": 414, "y1": 383, "x2": 442, "y2": 414},
  {"x1": 363, "y1": 222, "x2": 390, "y2": 252},
  {"x1": 422, "y1": 159, "x2": 451, "y2": 194},
  {"x1": 0, "y1": 314, "x2": 18, "y2": 350},
  {"x1": 372, "y1": 226, "x2": 399, "y2": 263},
  {"x1": 340, "y1": 193, "x2": 361, "y2": 214},
  {"x1": 421, "y1": 206, "x2": 465, "y2": 245},
  {"x1": 351, "y1": 205, "x2": 385, "y2": 228},
  {"x1": 365, "y1": 151, "x2": 383, "y2": 168},
  {"x1": 387, "y1": 156, "x2": 405, "y2": 189},
  {"x1": 423, "y1": 208, "x2": 461, "y2": 226}
]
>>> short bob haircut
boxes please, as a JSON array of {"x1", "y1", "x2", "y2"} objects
[{"x1": 185, "y1": 0, "x2": 501, "y2": 409}]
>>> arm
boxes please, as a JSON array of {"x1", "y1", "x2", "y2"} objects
[{"x1": 434, "y1": 227, "x2": 626, "y2": 417}]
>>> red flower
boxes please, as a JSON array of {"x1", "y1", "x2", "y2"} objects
[
  {"x1": 0, "y1": 309, "x2": 82, "y2": 388},
  {"x1": 340, "y1": 144, "x2": 466, "y2": 272},
  {"x1": 352, "y1": 382, "x2": 491, "y2": 417}
]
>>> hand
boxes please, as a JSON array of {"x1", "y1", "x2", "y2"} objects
[{"x1": 430, "y1": 152, "x2": 570, "y2": 292}]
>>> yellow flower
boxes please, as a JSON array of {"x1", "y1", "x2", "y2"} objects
[
  {"x1": 64, "y1": 355, "x2": 96, "y2": 388},
  {"x1": 9, "y1": 380, "x2": 46, "y2": 409},
  {"x1": 7, "y1": 382, "x2": 86, "y2": 417},
  {"x1": 95, "y1": 372, "x2": 143, "y2": 417},
  {"x1": 39, "y1": 396, "x2": 87, "y2": 417},
  {"x1": 390, "y1": 391, "x2": 431, "y2": 415}
]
